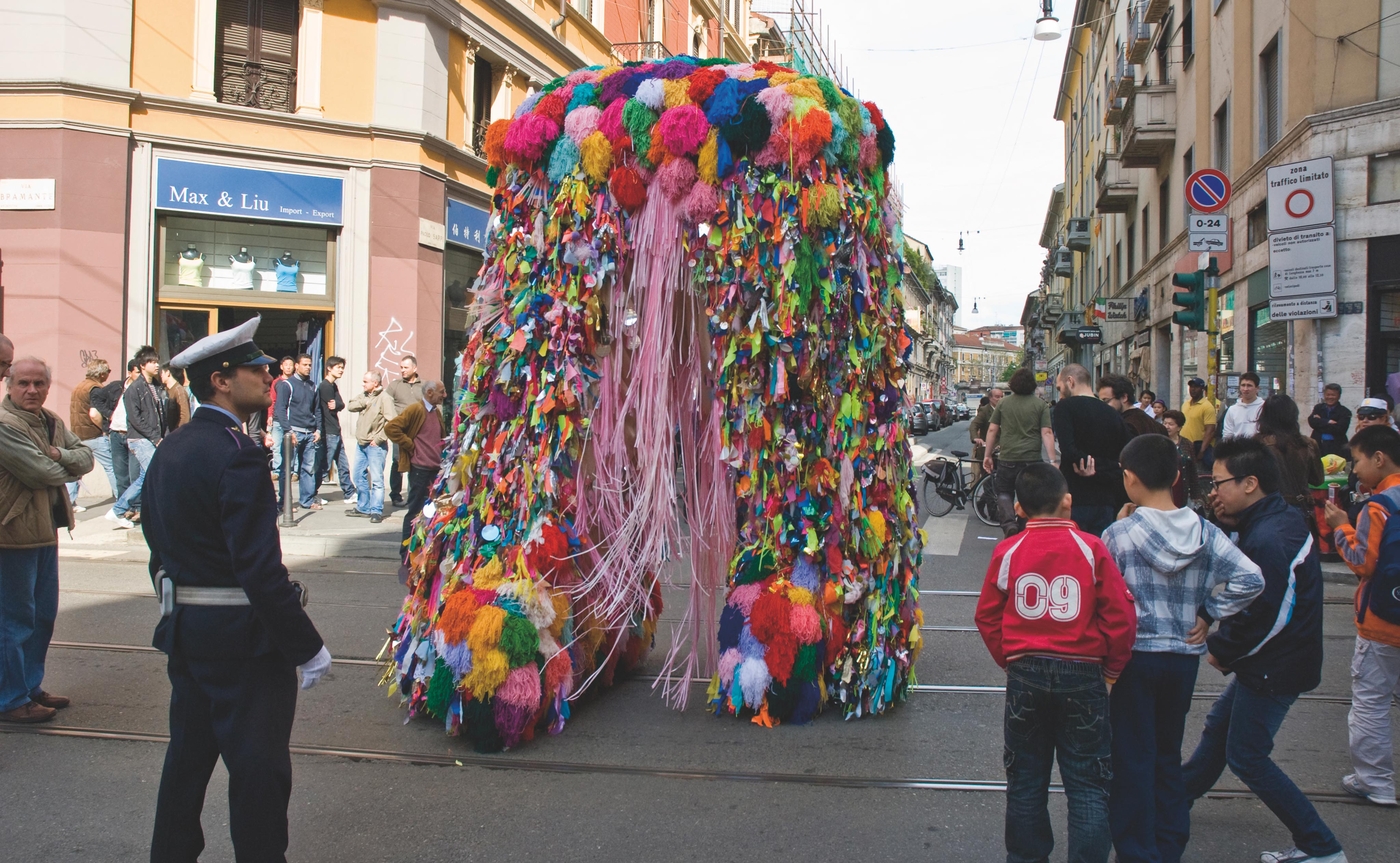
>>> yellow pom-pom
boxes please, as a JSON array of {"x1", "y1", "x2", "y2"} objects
[
  {"x1": 698, "y1": 129, "x2": 719, "y2": 186},
  {"x1": 662, "y1": 79, "x2": 691, "y2": 109},
  {"x1": 467, "y1": 604, "x2": 507, "y2": 655},
  {"x1": 784, "y1": 79, "x2": 824, "y2": 103},
  {"x1": 769, "y1": 71, "x2": 800, "y2": 86},
  {"x1": 579, "y1": 131, "x2": 614, "y2": 184},
  {"x1": 471, "y1": 556, "x2": 506, "y2": 591},
  {"x1": 866, "y1": 508, "x2": 888, "y2": 544},
  {"x1": 811, "y1": 182, "x2": 841, "y2": 228},
  {"x1": 463, "y1": 647, "x2": 510, "y2": 698},
  {"x1": 548, "y1": 589, "x2": 571, "y2": 639},
  {"x1": 786, "y1": 586, "x2": 815, "y2": 606},
  {"x1": 594, "y1": 65, "x2": 624, "y2": 81}
]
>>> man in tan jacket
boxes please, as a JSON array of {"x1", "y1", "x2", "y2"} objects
[
  {"x1": 0, "y1": 357, "x2": 94, "y2": 723},
  {"x1": 385, "y1": 380, "x2": 447, "y2": 553},
  {"x1": 345, "y1": 370, "x2": 392, "y2": 523}
]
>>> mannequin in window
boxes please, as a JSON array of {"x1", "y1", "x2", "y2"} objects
[
  {"x1": 177, "y1": 244, "x2": 205, "y2": 287},
  {"x1": 275, "y1": 252, "x2": 300, "y2": 293},
  {"x1": 228, "y1": 247, "x2": 256, "y2": 289}
]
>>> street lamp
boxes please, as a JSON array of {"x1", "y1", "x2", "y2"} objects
[{"x1": 1033, "y1": 1, "x2": 1061, "y2": 41}]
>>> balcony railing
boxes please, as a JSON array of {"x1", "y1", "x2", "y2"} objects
[
  {"x1": 1121, "y1": 84, "x2": 1177, "y2": 168},
  {"x1": 1095, "y1": 152, "x2": 1137, "y2": 214},
  {"x1": 1127, "y1": 2, "x2": 1152, "y2": 65},
  {"x1": 612, "y1": 41, "x2": 673, "y2": 63},
  {"x1": 217, "y1": 61, "x2": 296, "y2": 113},
  {"x1": 470, "y1": 120, "x2": 490, "y2": 158}
]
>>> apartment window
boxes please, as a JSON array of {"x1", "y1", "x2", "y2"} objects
[
  {"x1": 1125, "y1": 224, "x2": 1136, "y2": 278},
  {"x1": 1155, "y1": 11, "x2": 1172, "y2": 83},
  {"x1": 1182, "y1": 2, "x2": 1194, "y2": 65},
  {"x1": 1114, "y1": 240, "x2": 1123, "y2": 291},
  {"x1": 1369, "y1": 152, "x2": 1400, "y2": 204},
  {"x1": 215, "y1": 0, "x2": 298, "y2": 113},
  {"x1": 470, "y1": 58, "x2": 495, "y2": 155},
  {"x1": 1214, "y1": 99, "x2": 1231, "y2": 173},
  {"x1": 1142, "y1": 205, "x2": 1151, "y2": 264},
  {"x1": 1261, "y1": 37, "x2": 1282, "y2": 153},
  {"x1": 1247, "y1": 204, "x2": 1268, "y2": 249},
  {"x1": 1159, "y1": 178, "x2": 1172, "y2": 247}
]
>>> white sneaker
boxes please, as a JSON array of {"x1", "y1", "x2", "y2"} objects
[
  {"x1": 103, "y1": 508, "x2": 123, "y2": 524},
  {"x1": 1341, "y1": 773, "x2": 1398, "y2": 806},
  {"x1": 73, "y1": 505, "x2": 87, "y2": 513},
  {"x1": 316, "y1": 497, "x2": 329, "y2": 505},
  {"x1": 1260, "y1": 848, "x2": 1347, "y2": 863}
]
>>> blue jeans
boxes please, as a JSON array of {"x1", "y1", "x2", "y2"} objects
[
  {"x1": 1004, "y1": 656, "x2": 1113, "y2": 863},
  {"x1": 269, "y1": 421, "x2": 297, "y2": 478},
  {"x1": 67, "y1": 435, "x2": 114, "y2": 503},
  {"x1": 1183, "y1": 678, "x2": 1342, "y2": 857},
  {"x1": 354, "y1": 441, "x2": 387, "y2": 515},
  {"x1": 109, "y1": 430, "x2": 132, "y2": 501},
  {"x1": 113, "y1": 437, "x2": 157, "y2": 514},
  {"x1": 316, "y1": 432, "x2": 354, "y2": 499},
  {"x1": 277, "y1": 431, "x2": 319, "y2": 507},
  {"x1": 0, "y1": 546, "x2": 59, "y2": 712},
  {"x1": 1109, "y1": 651, "x2": 1200, "y2": 863},
  {"x1": 1071, "y1": 505, "x2": 1117, "y2": 538}
]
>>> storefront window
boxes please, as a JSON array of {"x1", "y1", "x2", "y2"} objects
[
  {"x1": 1218, "y1": 288, "x2": 1234, "y2": 378},
  {"x1": 160, "y1": 214, "x2": 334, "y2": 300},
  {"x1": 1250, "y1": 305, "x2": 1286, "y2": 396},
  {"x1": 444, "y1": 246, "x2": 483, "y2": 397}
]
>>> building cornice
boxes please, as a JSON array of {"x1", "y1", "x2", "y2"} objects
[{"x1": 0, "y1": 78, "x2": 140, "y2": 104}]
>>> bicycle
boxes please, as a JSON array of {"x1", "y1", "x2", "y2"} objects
[{"x1": 920, "y1": 449, "x2": 999, "y2": 526}]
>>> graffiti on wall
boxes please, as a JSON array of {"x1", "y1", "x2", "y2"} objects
[
  {"x1": 77, "y1": 349, "x2": 104, "y2": 370},
  {"x1": 373, "y1": 317, "x2": 415, "y2": 381}
]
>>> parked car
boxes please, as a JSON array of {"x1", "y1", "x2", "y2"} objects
[
  {"x1": 924, "y1": 400, "x2": 944, "y2": 431},
  {"x1": 907, "y1": 403, "x2": 929, "y2": 436},
  {"x1": 956, "y1": 404, "x2": 970, "y2": 420}
]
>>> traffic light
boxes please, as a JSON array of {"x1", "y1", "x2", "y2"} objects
[{"x1": 1171, "y1": 270, "x2": 1206, "y2": 330}]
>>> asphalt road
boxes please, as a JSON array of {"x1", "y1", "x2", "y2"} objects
[{"x1": 2, "y1": 424, "x2": 1395, "y2": 862}]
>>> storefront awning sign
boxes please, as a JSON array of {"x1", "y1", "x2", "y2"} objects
[
  {"x1": 155, "y1": 159, "x2": 343, "y2": 225},
  {"x1": 447, "y1": 199, "x2": 491, "y2": 250}
]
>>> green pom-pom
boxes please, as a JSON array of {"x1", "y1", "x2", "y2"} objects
[
  {"x1": 815, "y1": 77, "x2": 843, "y2": 110},
  {"x1": 498, "y1": 613, "x2": 540, "y2": 667},
  {"x1": 719, "y1": 96, "x2": 771, "y2": 156},
  {"x1": 463, "y1": 697, "x2": 504, "y2": 753},
  {"x1": 486, "y1": 165, "x2": 499, "y2": 186},
  {"x1": 425, "y1": 657, "x2": 455, "y2": 718},
  {"x1": 622, "y1": 98, "x2": 658, "y2": 141},
  {"x1": 734, "y1": 547, "x2": 777, "y2": 585},
  {"x1": 793, "y1": 644, "x2": 820, "y2": 682},
  {"x1": 793, "y1": 236, "x2": 821, "y2": 309},
  {"x1": 876, "y1": 122, "x2": 896, "y2": 168}
]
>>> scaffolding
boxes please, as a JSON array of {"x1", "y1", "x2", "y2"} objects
[{"x1": 752, "y1": 0, "x2": 855, "y2": 94}]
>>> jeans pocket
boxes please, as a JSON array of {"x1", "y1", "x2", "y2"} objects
[
  {"x1": 1005, "y1": 685, "x2": 1039, "y2": 744},
  {"x1": 1064, "y1": 687, "x2": 1111, "y2": 760}
]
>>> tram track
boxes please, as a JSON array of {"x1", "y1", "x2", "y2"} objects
[{"x1": 0, "y1": 721, "x2": 1363, "y2": 804}]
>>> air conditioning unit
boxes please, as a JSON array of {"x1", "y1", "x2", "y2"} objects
[
  {"x1": 1053, "y1": 246, "x2": 1074, "y2": 277},
  {"x1": 1066, "y1": 218, "x2": 1091, "y2": 251}
]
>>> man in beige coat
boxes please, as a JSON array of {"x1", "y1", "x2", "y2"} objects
[
  {"x1": 0, "y1": 357, "x2": 94, "y2": 723},
  {"x1": 345, "y1": 370, "x2": 392, "y2": 523}
]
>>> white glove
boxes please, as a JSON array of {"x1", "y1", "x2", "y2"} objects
[{"x1": 298, "y1": 645, "x2": 332, "y2": 690}]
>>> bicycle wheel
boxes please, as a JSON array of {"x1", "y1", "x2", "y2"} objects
[
  {"x1": 921, "y1": 476, "x2": 954, "y2": 518},
  {"x1": 972, "y1": 473, "x2": 1000, "y2": 526}
]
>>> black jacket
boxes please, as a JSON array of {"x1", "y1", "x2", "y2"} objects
[
  {"x1": 272, "y1": 374, "x2": 321, "y2": 433},
  {"x1": 1206, "y1": 492, "x2": 1324, "y2": 695},
  {"x1": 1308, "y1": 402, "x2": 1352, "y2": 458},
  {"x1": 88, "y1": 380, "x2": 123, "y2": 433},
  {"x1": 143, "y1": 407, "x2": 324, "y2": 664},
  {"x1": 123, "y1": 376, "x2": 167, "y2": 443},
  {"x1": 1052, "y1": 394, "x2": 1130, "y2": 508}
]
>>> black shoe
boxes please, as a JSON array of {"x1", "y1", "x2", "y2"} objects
[
  {"x1": 369, "y1": 515, "x2": 383, "y2": 524},
  {"x1": 390, "y1": 496, "x2": 404, "y2": 506},
  {"x1": 346, "y1": 509, "x2": 368, "y2": 518}
]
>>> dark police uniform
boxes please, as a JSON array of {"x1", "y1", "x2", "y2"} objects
[{"x1": 143, "y1": 405, "x2": 324, "y2": 862}]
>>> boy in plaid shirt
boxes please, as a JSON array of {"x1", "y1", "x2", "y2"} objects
[{"x1": 1101, "y1": 434, "x2": 1264, "y2": 863}]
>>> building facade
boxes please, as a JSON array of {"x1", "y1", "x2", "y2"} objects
[
  {"x1": 954, "y1": 332, "x2": 1020, "y2": 394},
  {"x1": 966, "y1": 324, "x2": 1025, "y2": 347},
  {"x1": 934, "y1": 263, "x2": 964, "y2": 327},
  {"x1": 1039, "y1": 0, "x2": 1400, "y2": 410},
  {"x1": 0, "y1": 0, "x2": 614, "y2": 411}
]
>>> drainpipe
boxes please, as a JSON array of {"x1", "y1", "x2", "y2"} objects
[{"x1": 550, "y1": 0, "x2": 567, "y2": 34}]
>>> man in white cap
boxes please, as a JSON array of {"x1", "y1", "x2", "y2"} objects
[{"x1": 142, "y1": 315, "x2": 331, "y2": 862}]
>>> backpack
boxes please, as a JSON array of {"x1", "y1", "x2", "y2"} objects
[{"x1": 1362, "y1": 492, "x2": 1400, "y2": 626}]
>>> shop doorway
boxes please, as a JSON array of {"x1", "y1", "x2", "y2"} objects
[
  {"x1": 1367, "y1": 236, "x2": 1400, "y2": 400},
  {"x1": 158, "y1": 305, "x2": 333, "y2": 375}
]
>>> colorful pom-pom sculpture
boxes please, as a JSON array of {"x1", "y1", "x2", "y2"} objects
[{"x1": 385, "y1": 55, "x2": 919, "y2": 752}]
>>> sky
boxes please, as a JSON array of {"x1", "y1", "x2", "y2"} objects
[{"x1": 777, "y1": 0, "x2": 1071, "y2": 328}]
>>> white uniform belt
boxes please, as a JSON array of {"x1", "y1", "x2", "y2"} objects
[{"x1": 174, "y1": 586, "x2": 250, "y2": 606}]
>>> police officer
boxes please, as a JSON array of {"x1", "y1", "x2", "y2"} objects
[{"x1": 143, "y1": 316, "x2": 331, "y2": 863}]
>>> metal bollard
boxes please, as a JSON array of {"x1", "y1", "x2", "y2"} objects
[{"x1": 280, "y1": 432, "x2": 296, "y2": 527}]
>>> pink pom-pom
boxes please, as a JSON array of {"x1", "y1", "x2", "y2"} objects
[
  {"x1": 727, "y1": 583, "x2": 763, "y2": 616},
  {"x1": 725, "y1": 63, "x2": 754, "y2": 79},
  {"x1": 684, "y1": 182, "x2": 720, "y2": 224},
  {"x1": 756, "y1": 87, "x2": 794, "y2": 126},
  {"x1": 496, "y1": 663, "x2": 542, "y2": 709},
  {"x1": 655, "y1": 158, "x2": 698, "y2": 202},
  {"x1": 859, "y1": 133, "x2": 878, "y2": 169},
  {"x1": 656, "y1": 105, "x2": 710, "y2": 156},
  {"x1": 717, "y1": 647, "x2": 742, "y2": 684},
  {"x1": 566, "y1": 69, "x2": 598, "y2": 85},
  {"x1": 790, "y1": 604, "x2": 823, "y2": 645},
  {"x1": 598, "y1": 99, "x2": 627, "y2": 143},
  {"x1": 503, "y1": 113, "x2": 559, "y2": 164},
  {"x1": 564, "y1": 106, "x2": 602, "y2": 146}
]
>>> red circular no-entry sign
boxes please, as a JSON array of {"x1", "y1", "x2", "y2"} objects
[
  {"x1": 1186, "y1": 169, "x2": 1232, "y2": 214},
  {"x1": 1285, "y1": 189, "x2": 1315, "y2": 220}
]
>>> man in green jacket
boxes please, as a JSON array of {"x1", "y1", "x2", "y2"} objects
[
  {"x1": 0, "y1": 357, "x2": 94, "y2": 723},
  {"x1": 970, "y1": 387, "x2": 1002, "y2": 484},
  {"x1": 385, "y1": 380, "x2": 448, "y2": 554}
]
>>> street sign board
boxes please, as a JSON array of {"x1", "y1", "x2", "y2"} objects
[
  {"x1": 1267, "y1": 157, "x2": 1334, "y2": 231},
  {"x1": 1269, "y1": 225, "x2": 1336, "y2": 299},
  {"x1": 1188, "y1": 213, "x2": 1229, "y2": 252},
  {"x1": 1104, "y1": 298, "x2": 1132, "y2": 322},
  {"x1": 1186, "y1": 169, "x2": 1231, "y2": 214},
  {"x1": 1077, "y1": 326, "x2": 1103, "y2": 343},
  {"x1": 1269, "y1": 295, "x2": 1338, "y2": 320}
]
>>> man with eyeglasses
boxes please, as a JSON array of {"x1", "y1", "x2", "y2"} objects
[
  {"x1": 1354, "y1": 397, "x2": 1395, "y2": 434},
  {"x1": 1183, "y1": 436, "x2": 1343, "y2": 863}
]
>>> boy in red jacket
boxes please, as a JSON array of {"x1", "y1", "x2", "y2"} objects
[{"x1": 975, "y1": 462, "x2": 1137, "y2": 863}]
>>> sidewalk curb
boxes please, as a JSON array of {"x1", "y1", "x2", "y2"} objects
[{"x1": 62, "y1": 521, "x2": 402, "y2": 562}]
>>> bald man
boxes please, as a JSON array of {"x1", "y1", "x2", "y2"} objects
[{"x1": 0, "y1": 334, "x2": 14, "y2": 381}]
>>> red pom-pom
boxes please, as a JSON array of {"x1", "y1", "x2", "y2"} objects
[
  {"x1": 750, "y1": 591, "x2": 792, "y2": 642},
  {"x1": 609, "y1": 166, "x2": 647, "y2": 211},
  {"x1": 526, "y1": 521, "x2": 571, "y2": 579},
  {"x1": 687, "y1": 67, "x2": 726, "y2": 104},
  {"x1": 535, "y1": 93, "x2": 567, "y2": 126},
  {"x1": 825, "y1": 614, "x2": 847, "y2": 666},
  {"x1": 863, "y1": 101, "x2": 885, "y2": 131},
  {"x1": 765, "y1": 633, "x2": 798, "y2": 685}
]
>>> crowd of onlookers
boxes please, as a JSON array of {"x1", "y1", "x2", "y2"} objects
[{"x1": 966, "y1": 363, "x2": 1399, "y2": 863}]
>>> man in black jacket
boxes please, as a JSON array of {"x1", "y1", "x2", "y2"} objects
[
  {"x1": 144, "y1": 316, "x2": 329, "y2": 862},
  {"x1": 271, "y1": 353, "x2": 322, "y2": 510},
  {"x1": 1308, "y1": 383, "x2": 1352, "y2": 460},
  {"x1": 1184, "y1": 437, "x2": 1344, "y2": 863},
  {"x1": 111, "y1": 348, "x2": 166, "y2": 521},
  {"x1": 1052, "y1": 364, "x2": 1130, "y2": 536}
]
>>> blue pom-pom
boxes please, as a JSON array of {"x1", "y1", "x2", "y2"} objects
[
  {"x1": 739, "y1": 624, "x2": 766, "y2": 659},
  {"x1": 792, "y1": 556, "x2": 820, "y2": 591},
  {"x1": 790, "y1": 680, "x2": 821, "y2": 724},
  {"x1": 548, "y1": 137, "x2": 581, "y2": 183},
  {"x1": 567, "y1": 83, "x2": 596, "y2": 111},
  {"x1": 718, "y1": 604, "x2": 744, "y2": 650}
]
